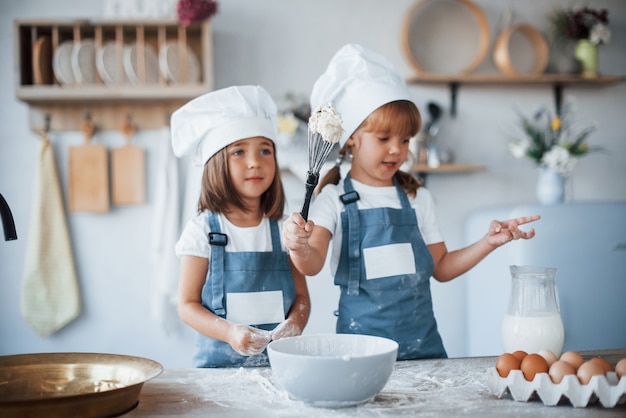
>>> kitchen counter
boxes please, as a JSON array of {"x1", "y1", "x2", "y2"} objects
[{"x1": 126, "y1": 349, "x2": 626, "y2": 417}]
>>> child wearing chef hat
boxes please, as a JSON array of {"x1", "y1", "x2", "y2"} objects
[
  {"x1": 282, "y1": 44, "x2": 540, "y2": 360},
  {"x1": 171, "y1": 85, "x2": 310, "y2": 367}
]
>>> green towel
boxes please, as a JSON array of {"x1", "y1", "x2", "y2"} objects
[{"x1": 21, "y1": 135, "x2": 80, "y2": 337}]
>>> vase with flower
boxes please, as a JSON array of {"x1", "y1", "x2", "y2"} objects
[
  {"x1": 548, "y1": 7, "x2": 610, "y2": 78},
  {"x1": 509, "y1": 98, "x2": 602, "y2": 205}
]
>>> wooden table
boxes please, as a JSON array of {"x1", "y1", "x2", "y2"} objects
[{"x1": 125, "y1": 349, "x2": 626, "y2": 417}]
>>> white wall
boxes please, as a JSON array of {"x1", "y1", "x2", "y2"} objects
[{"x1": 1, "y1": 0, "x2": 625, "y2": 368}]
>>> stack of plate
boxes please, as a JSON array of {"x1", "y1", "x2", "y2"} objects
[{"x1": 53, "y1": 40, "x2": 200, "y2": 86}]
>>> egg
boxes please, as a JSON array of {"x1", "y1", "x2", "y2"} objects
[
  {"x1": 512, "y1": 350, "x2": 528, "y2": 362},
  {"x1": 577, "y1": 360, "x2": 606, "y2": 384},
  {"x1": 615, "y1": 358, "x2": 626, "y2": 379},
  {"x1": 548, "y1": 360, "x2": 577, "y2": 384},
  {"x1": 520, "y1": 353, "x2": 549, "y2": 381},
  {"x1": 538, "y1": 349, "x2": 558, "y2": 367},
  {"x1": 496, "y1": 353, "x2": 521, "y2": 377},
  {"x1": 589, "y1": 357, "x2": 612, "y2": 373},
  {"x1": 560, "y1": 351, "x2": 584, "y2": 370}
]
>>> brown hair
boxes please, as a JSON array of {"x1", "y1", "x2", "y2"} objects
[
  {"x1": 197, "y1": 144, "x2": 285, "y2": 220},
  {"x1": 317, "y1": 100, "x2": 423, "y2": 197}
]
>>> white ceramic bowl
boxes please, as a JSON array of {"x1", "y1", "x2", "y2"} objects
[{"x1": 267, "y1": 334, "x2": 398, "y2": 407}]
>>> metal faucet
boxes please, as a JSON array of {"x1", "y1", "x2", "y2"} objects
[{"x1": 0, "y1": 193, "x2": 17, "y2": 241}]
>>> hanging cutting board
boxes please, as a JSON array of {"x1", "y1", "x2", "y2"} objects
[
  {"x1": 111, "y1": 118, "x2": 145, "y2": 205},
  {"x1": 33, "y1": 36, "x2": 53, "y2": 85},
  {"x1": 68, "y1": 119, "x2": 109, "y2": 212}
]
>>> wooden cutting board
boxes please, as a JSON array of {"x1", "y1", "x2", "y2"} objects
[
  {"x1": 33, "y1": 36, "x2": 53, "y2": 85},
  {"x1": 68, "y1": 120, "x2": 109, "y2": 213},
  {"x1": 111, "y1": 118, "x2": 145, "y2": 205}
]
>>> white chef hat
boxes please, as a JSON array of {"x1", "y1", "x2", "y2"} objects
[
  {"x1": 171, "y1": 85, "x2": 278, "y2": 165},
  {"x1": 310, "y1": 44, "x2": 414, "y2": 147}
]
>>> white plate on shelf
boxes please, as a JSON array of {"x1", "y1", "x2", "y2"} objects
[
  {"x1": 123, "y1": 43, "x2": 160, "y2": 85},
  {"x1": 52, "y1": 40, "x2": 75, "y2": 85},
  {"x1": 71, "y1": 39, "x2": 97, "y2": 85},
  {"x1": 96, "y1": 41, "x2": 129, "y2": 85},
  {"x1": 159, "y1": 41, "x2": 201, "y2": 84}
]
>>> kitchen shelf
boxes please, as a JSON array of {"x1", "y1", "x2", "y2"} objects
[
  {"x1": 406, "y1": 74, "x2": 626, "y2": 117},
  {"x1": 411, "y1": 163, "x2": 486, "y2": 173},
  {"x1": 14, "y1": 18, "x2": 214, "y2": 131},
  {"x1": 411, "y1": 163, "x2": 487, "y2": 186}
]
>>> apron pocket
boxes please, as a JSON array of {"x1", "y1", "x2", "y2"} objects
[
  {"x1": 226, "y1": 290, "x2": 285, "y2": 325},
  {"x1": 363, "y1": 242, "x2": 416, "y2": 280}
]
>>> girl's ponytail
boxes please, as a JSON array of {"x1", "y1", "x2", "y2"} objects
[{"x1": 316, "y1": 147, "x2": 347, "y2": 194}]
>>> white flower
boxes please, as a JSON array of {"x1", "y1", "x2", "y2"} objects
[
  {"x1": 541, "y1": 145, "x2": 578, "y2": 175},
  {"x1": 590, "y1": 23, "x2": 611, "y2": 45},
  {"x1": 509, "y1": 140, "x2": 529, "y2": 159}
]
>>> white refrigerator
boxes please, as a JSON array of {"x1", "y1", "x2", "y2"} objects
[{"x1": 464, "y1": 201, "x2": 626, "y2": 356}]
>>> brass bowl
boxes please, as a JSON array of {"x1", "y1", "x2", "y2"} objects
[{"x1": 0, "y1": 352, "x2": 163, "y2": 418}]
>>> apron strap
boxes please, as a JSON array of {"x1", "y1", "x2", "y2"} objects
[
  {"x1": 340, "y1": 173, "x2": 361, "y2": 296},
  {"x1": 208, "y1": 212, "x2": 227, "y2": 316},
  {"x1": 394, "y1": 176, "x2": 412, "y2": 210},
  {"x1": 269, "y1": 218, "x2": 281, "y2": 252}
]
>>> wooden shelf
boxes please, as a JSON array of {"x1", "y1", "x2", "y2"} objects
[
  {"x1": 406, "y1": 74, "x2": 626, "y2": 117},
  {"x1": 411, "y1": 163, "x2": 487, "y2": 174},
  {"x1": 14, "y1": 18, "x2": 214, "y2": 131}
]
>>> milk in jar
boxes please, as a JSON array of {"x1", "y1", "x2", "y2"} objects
[{"x1": 501, "y1": 266, "x2": 565, "y2": 357}]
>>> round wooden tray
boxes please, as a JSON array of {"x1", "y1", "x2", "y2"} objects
[
  {"x1": 401, "y1": 0, "x2": 490, "y2": 75},
  {"x1": 493, "y1": 23, "x2": 549, "y2": 76}
]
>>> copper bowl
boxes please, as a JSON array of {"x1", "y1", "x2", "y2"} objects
[{"x1": 0, "y1": 352, "x2": 163, "y2": 418}]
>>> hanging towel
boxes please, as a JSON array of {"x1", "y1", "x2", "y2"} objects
[
  {"x1": 151, "y1": 127, "x2": 184, "y2": 335},
  {"x1": 21, "y1": 134, "x2": 80, "y2": 337}
]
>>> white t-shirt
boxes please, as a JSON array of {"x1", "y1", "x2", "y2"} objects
[
  {"x1": 309, "y1": 177, "x2": 444, "y2": 276},
  {"x1": 175, "y1": 212, "x2": 287, "y2": 259}
]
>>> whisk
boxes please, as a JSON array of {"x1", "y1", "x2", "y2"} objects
[{"x1": 300, "y1": 103, "x2": 343, "y2": 220}]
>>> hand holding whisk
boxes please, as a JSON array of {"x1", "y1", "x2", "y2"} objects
[{"x1": 301, "y1": 103, "x2": 344, "y2": 220}]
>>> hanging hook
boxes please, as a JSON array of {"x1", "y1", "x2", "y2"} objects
[
  {"x1": 121, "y1": 113, "x2": 135, "y2": 141},
  {"x1": 43, "y1": 114, "x2": 51, "y2": 134}
]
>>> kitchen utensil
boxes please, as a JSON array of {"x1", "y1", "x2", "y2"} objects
[
  {"x1": 124, "y1": 43, "x2": 160, "y2": 85},
  {"x1": 0, "y1": 352, "x2": 163, "y2": 418},
  {"x1": 0, "y1": 193, "x2": 17, "y2": 241},
  {"x1": 71, "y1": 39, "x2": 97, "y2": 85},
  {"x1": 68, "y1": 118, "x2": 109, "y2": 212},
  {"x1": 401, "y1": 0, "x2": 490, "y2": 75},
  {"x1": 159, "y1": 41, "x2": 201, "y2": 84},
  {"x1": 32, "y1": 36, "x2": 53, "y2": 85},
  {"x1": 111, "y1": 117, "x2": 145, "y2": 205},
  {"x1": 267, "y1": 334, "x2": 398, "y2": 407},
  {"x1": 52, "y1": 40, "x2": 75, "y2": 85},
  {"x1": 424, "y1": 102, "x2": 442, "y2": 168},
  {"x1": 96, "y1": 41, "x2": 129, "y2": 85},
  {"x1": 493, "y1": 23, "x2": 549, "y2": 76},
  {"x1": 502, "y1": 265, "x2": 565, "y2": 357},
  {"x1": 300, "y1": 104, "x2": 343, "y2": 220},
  {"x1": 426, "y1": 102, "x2": 442, "y2": 137}
]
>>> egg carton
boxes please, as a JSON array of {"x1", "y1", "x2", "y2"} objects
[{"x1": 485, "y1": 367, "x2": 626, "y2": 408}]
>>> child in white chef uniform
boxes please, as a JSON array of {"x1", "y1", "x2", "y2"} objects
[
  {"x1": 282, "y1": 44, "x2": 540, "y2": 360},
  {"x1": 171, "y1": 85, "x2": 310, "y2": 367}
]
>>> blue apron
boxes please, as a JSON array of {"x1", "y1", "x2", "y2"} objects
[
  {"x1": 335, "y1": 173, "x2": 447, "y2": 360},
  {"x1": 193, "y1": 212, "x2": 296, "y2": 367}
]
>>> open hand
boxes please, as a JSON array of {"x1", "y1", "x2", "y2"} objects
[{"x1": 487, "y1": 215, "x2": 541, "y2": 247}]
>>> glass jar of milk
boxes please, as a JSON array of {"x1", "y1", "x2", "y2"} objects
[{"x1": 501, "y1": 265, "x2": 565, "y2": 357}]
